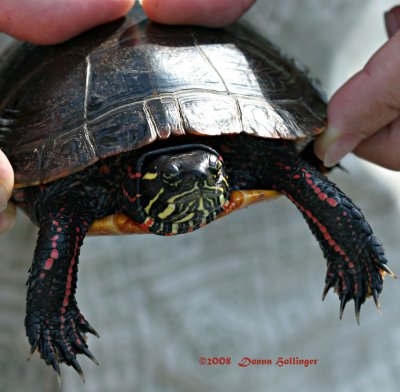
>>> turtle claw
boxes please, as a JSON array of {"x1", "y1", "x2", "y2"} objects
[
  {"x1": 354, "y1": 297, "x2": 361, "y2": 325},
  {"x1": 71, "y1": 358, "x2": 85, "y2": 383},
  {"x1": 379, "y1": 263, "x2": 397, "y2": 279},
  {"x1": 339, "y1": 295, "x2": 348, "y2": 320},
  {"x1": 81, "y1": 346, "x2": 99, "y2": 366},
  {"x1": 322, "y1": 280, "x2": 334, "y2": 301},
  {"x1": 85, "y1": 322, "x2": 100, "y2": 338},
  {"x1": 372, "y1": 289, "x2": 381, "y2": 311},
  {"x1": 51, "y1": 359, "x2": 61, "y2": 385}
]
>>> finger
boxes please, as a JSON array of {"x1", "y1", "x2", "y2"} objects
[
  {"x1": 385, "y1": 6, "x2": 400, "y2": 38},
  {"x1": 141, "y1": 0, "x2": 256, "y2": 27},
  {"x1": 353, "y1": 117, "x2": 400, "y2": 170},
  {"x1": 0, "y1": 149, "x2": 14, "y2": 212},
  {"x1": 0, "y1": 0, "x2": 135, "y2": 44},
  {"x1": 314, "y1": 31, "x2": 400, "y2": 167},
  {"x1": 0, "y1": 203, "x2": 16, "y2": 234}
]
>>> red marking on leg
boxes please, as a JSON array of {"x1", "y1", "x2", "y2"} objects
[
  {"x1": 61, "y1": 227, "x2": 83, "y2": 313},
  {"x1": 122, "y1": 185, "x2": 137, "y2": 203},
  {"x1": 52, "y1": 235, "x2": 59, "y2": 241},
  {"x1": 50, "y1": 249, "x2": 59, "y2": 259},
  {"x1": 318, "y1": 192, "x2": 328, "y2": 201},
  {"x1": 128, "y1": 166, "x2": 142, "y2": 179},
  {"x1": 327, "y1": 198, "x2": 338, "y2": 207},
  {"x1": 52, "y1": 220, "x2": 59, "y2": 226},
  {"x1": 292, "y1": 174, "x2": 301, "y2": 180},
  {"x1": 281, "y1": 188, "x2": 351, "y2": 264},
  {"x1": 44, "y1": 258, "x2": 53, "y2": 270}
]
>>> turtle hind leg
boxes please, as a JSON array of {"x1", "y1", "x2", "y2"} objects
[
  {"x1": 25, "y1": 206, "x2": 99, "y2": 381},
  {"x1": 262, "y1": 149, "x2": 391, "y2": 322}
]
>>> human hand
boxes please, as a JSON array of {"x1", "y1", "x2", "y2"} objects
[
  {"x1": 141, "y1": 0, "x2": 256, "y2": 26},
  {"x1": 314, "y1": 6, "x2": 400, "y2": 170},
  {"x1": 0, "y1": 0, "x2": 134, "y2": 232}
]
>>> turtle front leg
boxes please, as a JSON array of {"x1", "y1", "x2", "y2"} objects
[
  {"x1": 25, "y1": 209, "x2": 98, "y2": 381},
  {"x1": 256, "y1": 148, "x2": 393, "y2": 322}
]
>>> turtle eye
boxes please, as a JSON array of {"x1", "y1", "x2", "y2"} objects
[
  {"x1": 209, "y1": 157, "x2": 223, "y2": 177},
  {"x1": 161, "y1": 163, "x2": 182, "y2": 188}
]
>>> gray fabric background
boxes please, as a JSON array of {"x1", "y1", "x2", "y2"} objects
[{"x1": 1, "y1": 1, "x2": 400, "y2": 391}]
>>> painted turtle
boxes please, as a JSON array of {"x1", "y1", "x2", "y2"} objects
[{"x1": 0, "y1": 5, "x2": 393, "y2": 381}]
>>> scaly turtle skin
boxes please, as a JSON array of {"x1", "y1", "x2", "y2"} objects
[{"x1": 0, "y1": 5, "x2": 393, "y2": 381}]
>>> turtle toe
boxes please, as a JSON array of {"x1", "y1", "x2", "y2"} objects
[
  {"x1": 323, "y1": 233, "x2": 392, "y2": 323},
  {"x1": 25, "y1": 307, "x2": 99, "y2": 382}
]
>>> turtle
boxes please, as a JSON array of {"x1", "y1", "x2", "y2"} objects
[{"x1": 0, "y1": 4, "x2": 394, "y2": 381}]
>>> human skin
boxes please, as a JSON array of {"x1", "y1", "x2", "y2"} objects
[{"x1": 314, "y1": 6, "x2": 400, "y2": 170}]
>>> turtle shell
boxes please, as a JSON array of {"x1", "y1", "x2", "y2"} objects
[{"x1": 0, "y1": 5, "x2": 326, "y2": 189}]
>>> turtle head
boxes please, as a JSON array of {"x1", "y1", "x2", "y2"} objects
[{"x1": 134, "y1": 144, "x2": 230, "y2": 235}]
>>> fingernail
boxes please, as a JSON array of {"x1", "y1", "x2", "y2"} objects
[
  {"x1": 314, "y1": 126, "x2": 342, "y2": 161},
  {"x1": 0, "y1": 185, "x2": 9, "y2": 212},
  {"x1": 323, "y1": 133, "x2": 360, "y2": 167},
  {"x1": 385, "y1": 6, "x2": 400, "y2": 37}
]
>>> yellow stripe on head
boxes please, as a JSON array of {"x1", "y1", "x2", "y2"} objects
[
  {"x1": 174, "y1": 212, "x2": 195, "y2": 224},
  {"x1": 144, "y1": 188, "x2": 164, "y2": 214},
  {"x1": 158, "y1": 204, "x2": 176, "y2": 219},
  {"x1": 142, "y1": 172, "x2": 158, "y2": 180}
]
